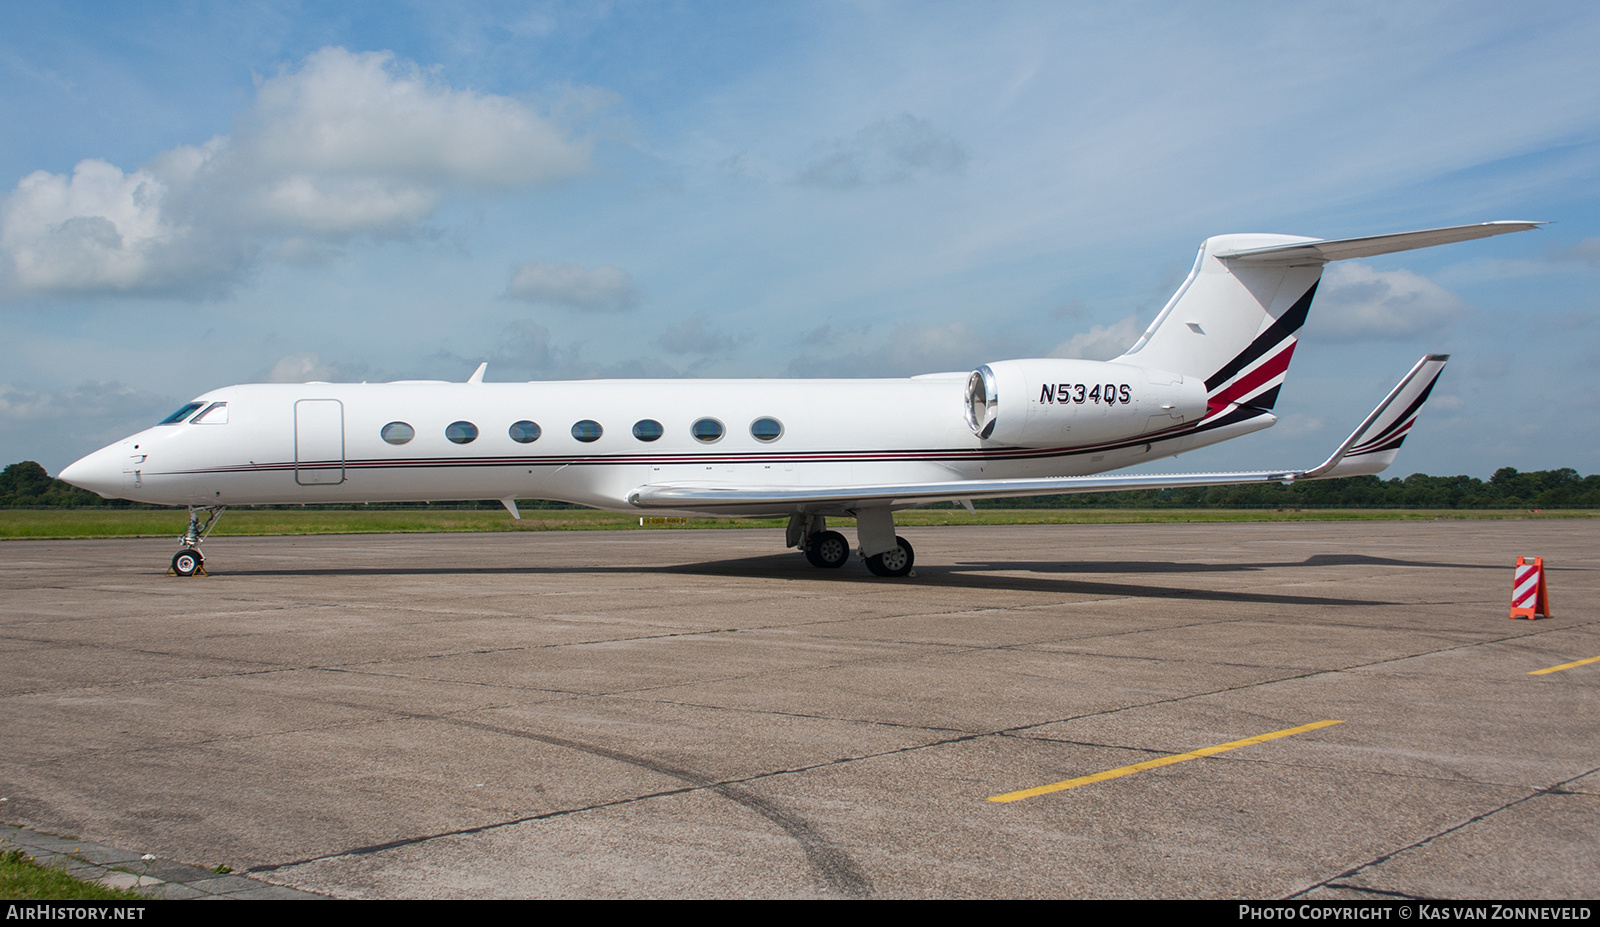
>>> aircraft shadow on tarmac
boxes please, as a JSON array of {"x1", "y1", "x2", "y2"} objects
[{"x1": 218, "y1": 550, "x2": 1491, "y2": 607}]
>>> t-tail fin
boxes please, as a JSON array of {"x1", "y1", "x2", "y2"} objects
[
  {"x1": 1117, "y1": 233, "x2": 1323, "y2": 414},
  {"x1": 1115, "y1": 221, "x2": 1542, "y2": 416}
]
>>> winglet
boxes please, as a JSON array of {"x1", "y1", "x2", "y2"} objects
[
  {"x1": 468, "y1": 362, "x2": 489, "y2": 384},
  {"x1": 1302, "y1": 354, "x2": 1449, "y2": 480}
]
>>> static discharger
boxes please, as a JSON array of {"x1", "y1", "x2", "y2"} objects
[{"x1": 1510, "y1": 556, "x2": 1552, "y2": 620}]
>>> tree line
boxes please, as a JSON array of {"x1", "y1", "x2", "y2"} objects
[{"x1": 3, "y1": 459, "x2": 1597, "y2": 510}]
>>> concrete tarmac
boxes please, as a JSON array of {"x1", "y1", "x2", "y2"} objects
[{"x1": 1, "y1": 520, "x2": 1595, "y2": 899}]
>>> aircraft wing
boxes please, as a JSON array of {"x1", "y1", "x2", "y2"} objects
[{"x1": 628, "y1": 355, "x2": 1448, "y2": 512}]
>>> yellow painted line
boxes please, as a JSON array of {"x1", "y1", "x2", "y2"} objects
[
  {"x1": 987, "y1": 719, "x2": 1344, "y2": 803},
  {"x1": 1528, "y1": 654, "x2": 1600, "y2": 676}
]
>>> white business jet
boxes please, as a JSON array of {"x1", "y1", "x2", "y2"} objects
[{"x1": 61, "y1": 221, "x2": 1539, "y2": 577}]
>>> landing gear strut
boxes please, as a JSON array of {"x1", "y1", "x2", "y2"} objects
[
  {"x1": 169, "y1": 505, "x2": 226, "y2": 577},
  {"x1": 790, "y1": 514, "x2": 848, "y2": 568},
  {"x1": 787, "y1": 510, "x2": 916, "y2": 577}
]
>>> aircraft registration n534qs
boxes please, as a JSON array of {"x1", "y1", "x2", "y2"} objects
[{"x1": 61, "y1": 221, "x2": 1541, "y2": 578}]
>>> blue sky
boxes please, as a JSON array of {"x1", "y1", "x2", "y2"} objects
[{"x1": 3, "y1": 2, "x2": 1597, "y2": 479}]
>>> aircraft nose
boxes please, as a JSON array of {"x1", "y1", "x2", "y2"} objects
[{"x1": 59, "y1": 447, "x2": 123, "y2": 498}]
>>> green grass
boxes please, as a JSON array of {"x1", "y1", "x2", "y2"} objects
[
  {"x1": 0, "y1": 850, "x2": 148, "y2": 901},
  {"x1": 0, "y1": 505, "x2": 1592, "y2": 540}
]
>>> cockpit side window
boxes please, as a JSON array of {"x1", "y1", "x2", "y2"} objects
[
  {"x1": 190, "y1": 402, "x2": 228, "y2": 424},
  {"x1": 159, "y1": 402, "x2": 206, "y2": 425}
]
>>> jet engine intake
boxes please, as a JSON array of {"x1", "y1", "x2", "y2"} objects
[{"x1": 963, "y1": 358, "x2": 1206, "y2": 448}]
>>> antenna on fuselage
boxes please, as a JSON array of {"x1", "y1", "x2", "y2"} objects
[{"x1": 467, "y1": 362, "x2": 488, "y2": 384}]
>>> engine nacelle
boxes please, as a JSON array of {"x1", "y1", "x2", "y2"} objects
[{"x1": 964, "y1": 358, "x2": 1207, "y2": 448}]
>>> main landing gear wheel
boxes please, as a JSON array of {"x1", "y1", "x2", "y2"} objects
[
  {"x1": 804, "y1": 530, "x2": 850, "y2": 569},
  {"x1": 171, "y1": 549, "x2": 204, "y2": 577},
  {"x1": 865, "y1": 536, "x2": 915, "y2": 578}
]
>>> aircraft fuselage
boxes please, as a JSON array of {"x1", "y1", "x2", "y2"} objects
[{"x1": 63, "y1": 367, "x2": 1245, "y2": 517}]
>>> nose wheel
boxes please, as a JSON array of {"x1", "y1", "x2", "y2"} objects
[
  {"x1": 167, "y1": 505, "x2": 225, "y2": 577},
  {"x1": 170, "y1": 549, "x2": 205, "y2": 577}
]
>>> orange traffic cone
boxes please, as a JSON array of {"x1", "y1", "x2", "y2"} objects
[{"x1": 1510, "y1": 556, "x2": 1551, "y2": 620}]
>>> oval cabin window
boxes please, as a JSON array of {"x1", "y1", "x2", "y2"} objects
[
  {"x1": 445, "y1": 421, "x2": 479, "y2": 444},
  {"x1": 750, "y1": 417, "x2": 783, "y2": 442},
  {"x1": 690, "y1": 418, "x2": 725, "y2": 443}
]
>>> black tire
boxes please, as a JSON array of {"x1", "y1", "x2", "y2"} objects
[
  {"x1": 865, "y1": 536, "x2": 914, "y2": 577},
  {"x1": 805, "y1": 530, "x2": 850, "y2": 569},
  {"x1": 171, "y1": 550, "x2": 203, "y2": 577}
]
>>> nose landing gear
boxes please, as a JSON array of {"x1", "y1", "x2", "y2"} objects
[
  {"x1": 171, "y1": 548, "x2": 204, "y2": 577},
  {"x1": 168, "y1": 505, "x2": 226, "y2": 577}
]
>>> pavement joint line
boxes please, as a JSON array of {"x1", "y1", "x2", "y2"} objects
[
  {"x1": 418, "y1": 608, "x2": 1596, "y2": 752},
  {"x1": 1528, "y1": 654, "x2": 1600, "y2": 675},
  {"x1": 262, "y1": 686, "x2": 1553, "y2": 877},
  {"x1": 1318, "y1": 883, "x2": 1429, "y2": 901},
  {"x1": 614, "y1": 693, "x2": 982, "y2": 735},
  {"x1": 246, "y1": 713, "x2": 880, "y2": 898},
  {"x1": 11, "y1": 532, "x2": 1595, "y2": 897},
  {"x1": 986, "y1": 720, "x2": 1346, "y2": 803},
  {"x1": 7, "y1": 607, "x2": 1580, "y2": 777},
  {"x1": 3, "y1": 709, "x2": 465, "y2": 770},
  {"x1": 1, "y1": 824, "x2": 324, "y2": 900},
  {"x1": 1286, "y1": 761, "x2": 1600, "y2": 900}
]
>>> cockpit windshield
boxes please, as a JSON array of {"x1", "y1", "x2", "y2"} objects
[
  {"x1": 190, "y1": 402, "x2": 228, "y2": 424},
  {"x1": 158, "y1": 402, "x2": 206, "y2": 425}
]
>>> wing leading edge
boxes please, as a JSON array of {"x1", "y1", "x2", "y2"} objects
[{"x1": 628, "y1": 355, "x2": 1449, "y2": 512}]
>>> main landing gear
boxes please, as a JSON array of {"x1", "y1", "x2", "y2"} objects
[
  {"x1": 169, "y1": 505, "x2": 226, "y2": 577},
  {"x1": 804, "y1": 530, "x2": 850, "y2": 569},
  {"x1": 788, "y1": 510, "x2": 916, "y2": 578},
  {"x1": 864, "y1": 536, "x2": 915, "y2": 578}
]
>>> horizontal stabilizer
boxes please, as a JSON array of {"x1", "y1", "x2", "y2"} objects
[
  {"x1": 1214, "y1": 221, "x2": 1544, "y2": 265},
  {"x1": 629, "y1": 356, "x2": 1449, "y2": 513}
]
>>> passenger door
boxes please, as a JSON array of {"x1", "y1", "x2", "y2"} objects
[{"x1": 294, "y1": 399, "x2": 345, "y2": 485}]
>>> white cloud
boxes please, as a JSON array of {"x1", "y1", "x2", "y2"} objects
[
  {"x1": 1308, "y1": 263, "x2": 1471, "y2": 341},
  {"x1": 265, "y1": 353, "x2": 342, "y2": 383},
  {"x1": 1558, "y1": 238, "x2": 1600, "y2": 264},
  {"x1": 504, "y1": 261, "x2": 639, "y2": 311},
  {"x1": 0, "y1": 151, "x2": 239, "y2": 296},
  {"x1": 786, "y1": 320, "x2": 995, "y2": 377},
  {"x1": 238, "y1": 48, "x2": 590, "y2": 188},
  {"x1": 657, "y1": 312, "x2": 748, "y2": 355},
  {"x1": 0, "y1": 47, "x2": 597, "y2": 299},
  {"x1": 250, "y1": 175, "x2": 436, "y2": 235},
  {"x1": 1271, "y1": 412, "x2": 1326, "y2": 439},
  {"x1": 1048, "y1": 314, "x2": 1142, "y2": 361},
  {"x1": 476, "y1": 320, "x2": 680, "y2": 380},
  {"x1": 797, "y1": 114, "x2": 968, "y2": 189},
  {"x1": 0, "y1": 380, "x2": 174, "y2": 467}
]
